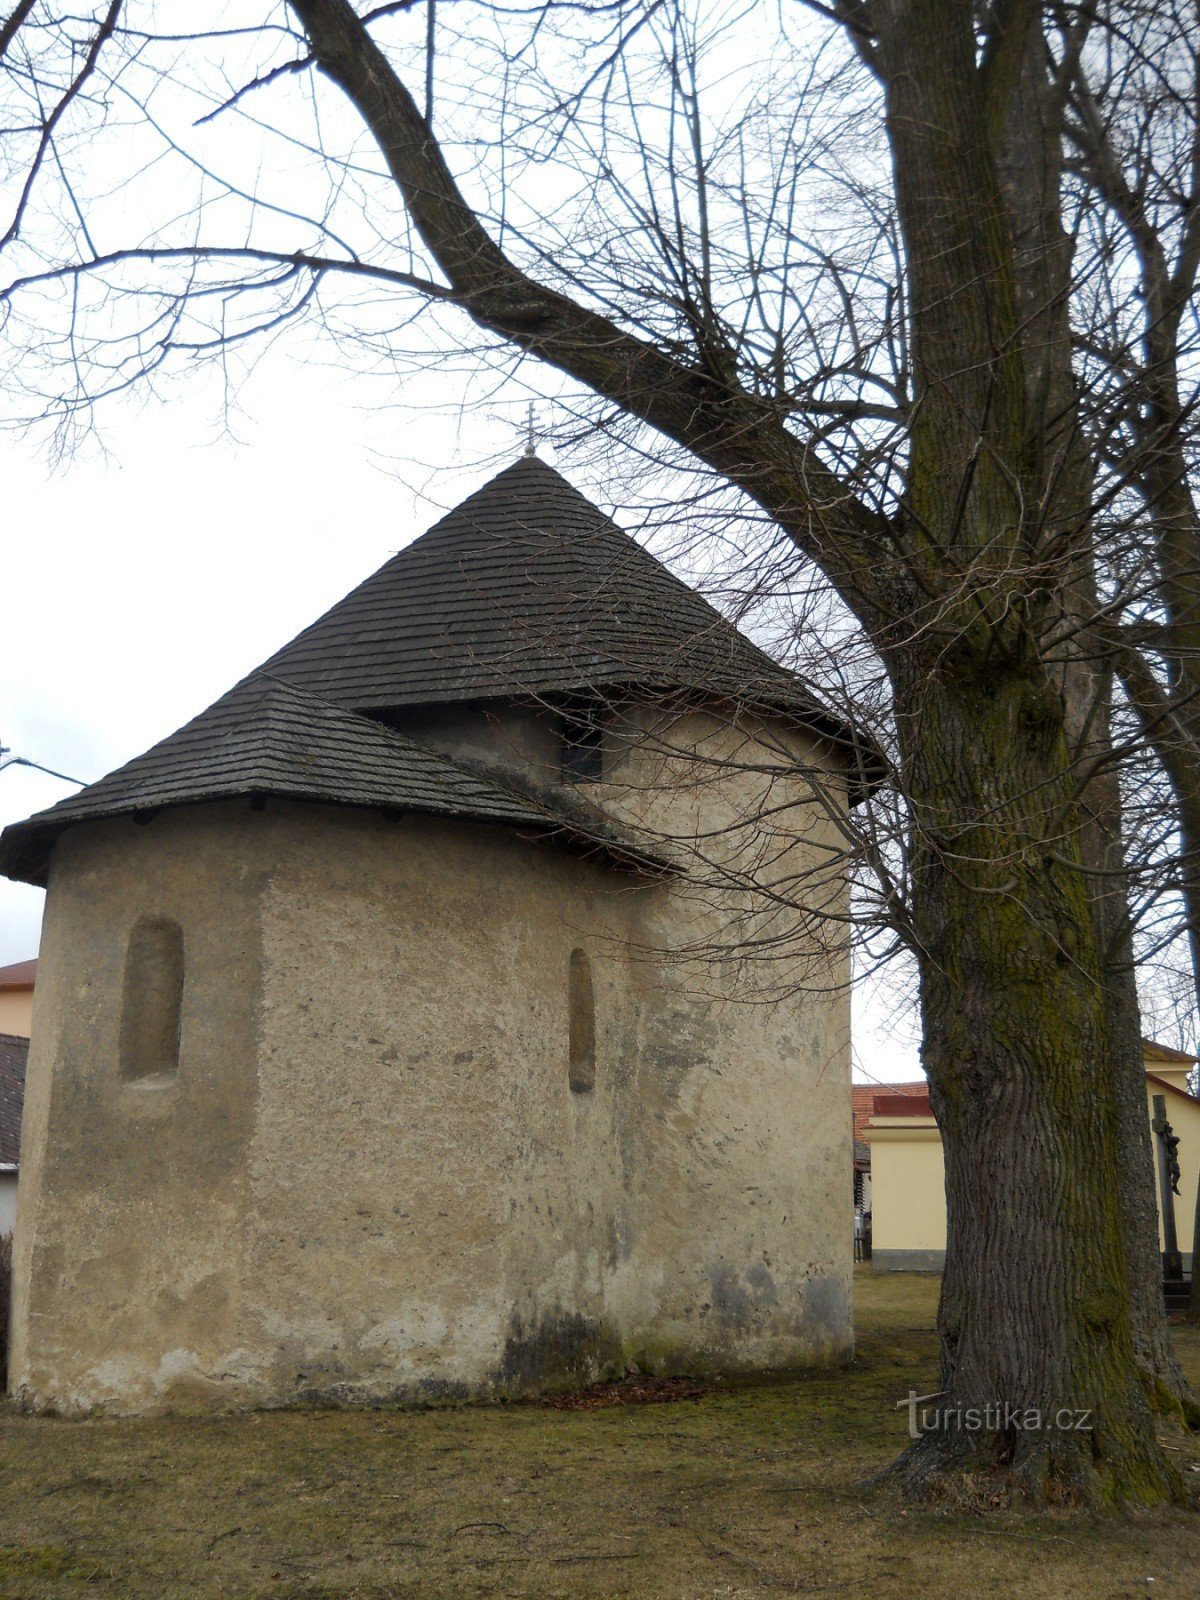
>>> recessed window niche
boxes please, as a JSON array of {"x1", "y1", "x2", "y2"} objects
[
  {"x1": 118, "y1": 917, "x2": 184, "y2": 1084},
  {"x1": 568, "y1": 947, "x2": 596, "y2": 1093}
]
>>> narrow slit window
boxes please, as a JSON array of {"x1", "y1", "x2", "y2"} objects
[
  {"x1": 561, "y1": 702, "x2": 605, "y2": 783},
  {"x1": 568, "y1": 948, "x2": 596, "y2": 1093},
  {"x1": 119, "y1": 917, "x2": 184, "y2": 1083}
]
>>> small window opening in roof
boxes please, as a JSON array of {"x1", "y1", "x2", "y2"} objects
[{"x1": 561, "y1": 700, "x2": 606, "y2": 783}]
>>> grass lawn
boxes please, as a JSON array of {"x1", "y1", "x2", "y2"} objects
[{"x1": 2, "y1": 1270, "x2": 1200, "y2": 1599}]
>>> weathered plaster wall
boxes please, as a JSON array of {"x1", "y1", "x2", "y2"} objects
[
  {"x1": 8, "y1": 805, "x2": 263, "y2": 1413},
  {"x1": 593, "y1": 706, "x2": 853, "y2": 1371},
  {"x1": 236, "y1": 800, "x2": 644, "y2": 1404},
  {"x1": 388, "y1": 702, "x2": 561, "y2": 784},
  {"x1": 399, "y1": 697, "x2": 855, "y2": 1372},
  {"x1": 10, "y1": 701, "x2": 853, "y2": 1413}
]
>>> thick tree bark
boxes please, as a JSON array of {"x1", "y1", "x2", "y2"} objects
[
  {"x1": 1065, "y1": 48, "x2": 1200, "y2": 1320},
  {"x1": 889, "y1": 656, "x2": 1178, "y2": 1500},
  {"x1": 873, "y1": 4, "x2": 1186, "y2": 1495},
  {"x1": 993, "y1": 26, "x2": 1190, "y2": 1408}
]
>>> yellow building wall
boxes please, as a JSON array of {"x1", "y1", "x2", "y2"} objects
[
  {"x1": 867, "y1": 1125, "x2": 945, "y2": 1257},
  {"x1": 0, "y1": 990, "x2": 33, "y2": 1037},
  {"x1": 867, "y1": 1064, "x2": 1200, "y2": 1268},
  {"x1": 1147, "y1": 1082, "x2": 1200, "y2": 1255}
]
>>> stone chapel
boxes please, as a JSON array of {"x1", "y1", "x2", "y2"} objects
[{"x1": 0, "y1": 455, "x2": 869, "y2": 1413}]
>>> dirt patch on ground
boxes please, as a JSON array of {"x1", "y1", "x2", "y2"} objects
[
  {"x1": 528, "y1": 1374, "x2": 710, "y2": 1409},
  {"x1": 1, "y1": 1272, "x2": 1199, "y2": 1599}
]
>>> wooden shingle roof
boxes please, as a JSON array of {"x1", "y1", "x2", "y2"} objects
[
  {"x1": 257, "y1": 455, "x2": 865, "y2": 760},
  {"x1": 0, "y1": 1032, "x2": 27, "y2": 1169},
  {"x1": 0, "y1": 458, "x2": 876, "y2": 888},
  {"x1": 0, "y1": 675, "x2": 673, "y2": 887}
]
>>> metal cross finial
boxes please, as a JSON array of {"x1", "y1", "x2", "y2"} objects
[{"x1": 524, "y1": 401, "x2": 537, "y2": 457}]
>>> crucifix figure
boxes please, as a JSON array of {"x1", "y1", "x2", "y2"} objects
[{"x1": 1152, "y1": 1093, "x2": 1184, "y2": 1283}]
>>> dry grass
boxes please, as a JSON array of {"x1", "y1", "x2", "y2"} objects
[{"x1": 1, "y1": 1270, "x2": 1199, "y2": 1599}]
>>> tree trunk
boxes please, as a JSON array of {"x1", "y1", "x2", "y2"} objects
[
  {"x1": 883, "y1": 657, "x2": 1182, "y2": 1503},
  {"x1": 990, "y1": 29, "x2": 1190, "y2": 1409},
  {"x1": 1147, "y1": 456, "x2": 1200, "y2": 1324},
  {"x1": 1113, "y1": 406, "x2": 1200, "y2": 1326}
]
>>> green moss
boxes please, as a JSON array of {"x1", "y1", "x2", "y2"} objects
[{"x1": 0, "y1": 1545, "x2": 73, "y2": 1579}]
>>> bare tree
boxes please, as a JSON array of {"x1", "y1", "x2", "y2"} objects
[
  {"x1": 2, "y1": 0, "x2": 1198, "y2": 1503},
  {"x1": 1054, "y1": 0, "x2": 1200, "y2": 1313}
]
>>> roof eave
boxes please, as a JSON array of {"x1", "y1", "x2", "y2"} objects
[{"x1": 0, "y1": 787, "x2": 676, "y2": 890}]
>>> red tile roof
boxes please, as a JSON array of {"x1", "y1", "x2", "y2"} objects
[
  {"x1": 852, "y1": 1081, "x2": 926, "y2": 1145},
  {"x1": 872, "y1": 1091, "x2": 933, "y2": 1119},
  {"x1": 856, "y1": 1058, "x2": 1198, "y2": 1158},
  {"x1": 0, "y1": 959, "x2": 35, "y2": 991}
]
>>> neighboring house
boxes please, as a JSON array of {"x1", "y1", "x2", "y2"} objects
[
  {"x1": 851, "y1": 1081, "x2": 926, "y2": 1250},
  {"x1": 0, "y1": 959, "x2": 35, "y2": 1039},
  {"x1": 0, "y1": 1033, "x2": 28, "y2": 1235},
  {"x1": 0, "y1": 455, "x2": 873, "y2": 1415},
  {"x1": 866, "y1": 1041, "x2": 1200, "y2": 1271}
]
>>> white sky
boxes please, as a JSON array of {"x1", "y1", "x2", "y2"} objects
[{"x1": 0, "y1": 348, "x2": 923, "y2": 1085}]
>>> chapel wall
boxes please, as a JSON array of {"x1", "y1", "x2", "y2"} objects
[
  {"x1": 238, "y1": 801, "x2": 648, "y2": 1403},
  {"x1": 7, "y1": 804, "x2": 264, "y2": 1413},
  {"x1": 585, "y1": 705, "x2": 855, "y2": 1369},
  {"x1": 7, "y1": 700, "x2": 855, "y2": 1413},
  {"x1": 385, "y1": 702, "x2": 562, "y2": 785}
]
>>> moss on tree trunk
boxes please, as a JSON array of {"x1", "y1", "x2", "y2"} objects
[{"x1": 882, "y1": 658, "x2": 1183, "y2": 1504}]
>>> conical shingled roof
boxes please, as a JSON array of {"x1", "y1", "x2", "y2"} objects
[
  {"x1": 0, "y1": 675, "x2": 672, "y2": 887},
  {"x1": 0, "y1": 459, "x2": 877, "y2": 888},
  {"x1": 256, "y1": 455, "x2": 853, "y2": 747}
]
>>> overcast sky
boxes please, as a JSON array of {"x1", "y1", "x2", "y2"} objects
[{"x1": 0, "y1": 347, "x2": 922, "y2": 1085}]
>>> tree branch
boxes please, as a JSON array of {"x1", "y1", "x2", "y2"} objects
[
  {"x1": 0, "y1": 246, "x2": 454, "y2": 308},
  {"x1": 0, "y1": 0, "x2": 35, "y2": 62},
  {"x1": 0, "y1": 0, "x2": 123, "y2": 254},
  {"x1": 285, "y1": 0, "x2": 897, "y2": 611}
]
